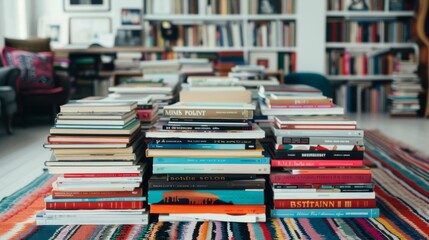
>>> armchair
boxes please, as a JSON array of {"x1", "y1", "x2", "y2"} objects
[
  {"x1": 2, "y1": 38, "x2": 71, "y2": 123},
  {"x1": 0, "y1": 67, "x2": 19, "y2": 134}
]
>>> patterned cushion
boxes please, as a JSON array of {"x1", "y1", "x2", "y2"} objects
[{"x1": 0, "y1": 47, "x2": 55, "y2": 90}]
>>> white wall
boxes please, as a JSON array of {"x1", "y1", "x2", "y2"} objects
[
  {"x1": 296, "y1": 0, "x2": 326, "y2": 73},
  {"x1": 31, "y1": 0, "x2": 143, "y2": 41},
  {"x1": 2, "y1": 0, "x2": 31, "y2": 39}
]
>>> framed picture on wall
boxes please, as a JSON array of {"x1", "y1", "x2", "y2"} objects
[
  {"x1": 121, "y1": 9, "x2": 142, "y2": 25},
  {"x1": 64, "y1": 0, "x2": 110, "y2": 12},
  {"x1": 37, "y1": 17, "x2": 69, "y2": 47},
  {"x1": 69, "y1": 17, "x2": 111, "y2": 45}
]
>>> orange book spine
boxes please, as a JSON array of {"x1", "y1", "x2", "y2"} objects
[{"x1": 150, "y1": 204, "x2": 265, "y2": 214}]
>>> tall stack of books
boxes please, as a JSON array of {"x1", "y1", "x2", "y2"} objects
[
  {"x1": 114, "y1": 52, "x2": 142, "y2": 71},
  {"x1": 36, "y1": 101, "x2": 149, "y2": 225},
  {"x1": 269, "y1": 116, "x2": 378, "y2": 218},
  {"x1": 389, "y1": 59, "x2": 421, "y2": 117},
  {"x1": 145, "y1": 102, "x2": 269, "y2": 222}
]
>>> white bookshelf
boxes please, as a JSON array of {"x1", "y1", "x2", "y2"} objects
[
  {"x1": 326, "y1": 11, "x2": 414, "y2": 17},
  {"x1": 142, "y1": 0, "x2": 298, "y2": 65}
]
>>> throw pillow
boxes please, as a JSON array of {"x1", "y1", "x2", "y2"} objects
[{"x1": 0, "y1": 47, "x2": 55, "y2": 90}]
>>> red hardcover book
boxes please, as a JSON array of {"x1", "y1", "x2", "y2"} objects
[
  {"x1": 273, "y1": 199, "x2": 376, "y2": 209},
  {"x1": 271, "y1": 160, "x2": 363, "y2": 168},
  {"x1": 63, "y1": 173, "x2": 141, "y2": 178},
  {"x1": 291, "y1": 52, "x2": 297, "y2": 72},
  {"x1": 52, "y1": 188, "x2": 143, "y2": 199},
  {"x1": 46, "y1": 201, "x2": 143, "y2": 210},
  {"x1": 270, "y1": 173, "x2": 372, "y2": 184},
  {"x1": 136, "y1": 109, "x2": 156, "y2": 121}
]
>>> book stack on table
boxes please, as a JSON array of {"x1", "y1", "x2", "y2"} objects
[
  {"x1": 145, "y1": 102, "x2": 269, "y2": 222},
  {"x1": 37, "y1": 101, "x2": 149, "y2": 225}
]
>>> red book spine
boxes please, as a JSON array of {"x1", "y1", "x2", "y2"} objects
[
  {"x1": 136, "y1": 109, "x2": 154, "y2": 121},
  {"x1": 63, "y1": 173, "x2": 141, "y2": 178},
  {"x1": 274, "y1": 199, "x2": 376, "y2": 209},
  {"x1": 291, "y1": 52, "x2": 296, "y2": 72},
  {"x1": 46, "y1": 201, "x2": 143, "y2": 210},
  {"x1": 271, "y1": 160, "x2": 363, "y2": 168},
  {"x1": 52, "y1": 188, "x2": 143, "y2": 199},
  {"x1": 270, "y1": 174, "x2": 371, "y2": 184}
]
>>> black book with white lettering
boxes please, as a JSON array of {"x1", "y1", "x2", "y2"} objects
[
  {"x1": 166, "y1": 174, "x2": 257, "y2": 181},
  {"x1": 273, "y1": 150, "x2": 364, "y2": 160}
]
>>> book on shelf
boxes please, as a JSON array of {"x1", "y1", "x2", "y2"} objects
[
  {"x1": 145, "y1": 0, "x2": 241, "y2": 15},
  {"x1": 248, "y1": 0, "x2": 296, "y2": 14},
  {"x1": 248, "y1": 21, "x2": 296, "y2": 47}
]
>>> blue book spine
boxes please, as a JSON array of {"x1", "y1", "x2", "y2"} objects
[
  {"x1": 148, "y1": 189, "x2": 264, "y2": 205},
  {"x1": 148, "y1": 143, "x2": 247, "y2": 150},
  {"x1": 153, "y1": 157, "x2": 270, "y2": 164},
  {"x1": 45, "y1": 196, "x2": 146, "y2": 202},
  {"x1": 271, "y1": 208, "x2": 380, "y2": 218}
]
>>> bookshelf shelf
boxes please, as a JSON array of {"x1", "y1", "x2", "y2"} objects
[
  {"x1": 247, "y1": 47, "x2": 296, "y2": 52},
  {"x1": 144, "y1": 15, "x2": 244, "y2": 22},
  {"x1": 326, "y1": 11, "x2": 415, "y2": 17},
  {"x1": 326, "y1": 42, "x2": 417, "y2": 49},
  {"x1": 328, "y1": 75, "x2": 396, "y2": 81},
  {"x1": 172, "y1": 47, "x2": 245, "y2": 52},
  {"x1": 246, "y1": 15, "x2": 296, "y2": 20}
]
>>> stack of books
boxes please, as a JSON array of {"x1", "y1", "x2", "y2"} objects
[
  {"x1": 145, "y1": 102, "x2": 269, "y2": 222},
  {"x1": 269, "y1": 116, "x2": 378, "y2": 218},
  {"x1": 389, "y1": 60, "x2": 421, "y2": 117},
  {"x1": 37, "y1": 101, "x2": 149, "y2": 225},
  {"x1": 114, "y1": 52, "x2": 142, "y2": 71},
  {"x1": 229, "y1": 65, "x2": 266, "y2": 80},
  {"x1": 259, "y1": 84, "x2": 344, "y2": 116}
]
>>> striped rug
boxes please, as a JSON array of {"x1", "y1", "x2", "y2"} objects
[{"x1": 1, "y1": 130, "x2": 428, "y2": 239}]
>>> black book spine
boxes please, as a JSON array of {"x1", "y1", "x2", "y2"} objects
[
  {"x1": 274, "y1": 150, "x2": 364, "y2": 160},
  {"x1": 166, "y1": 174, "x2": 257, "y2": 181},
  {"x1": 150, "y1": 139, "x2": 256, "y2": 145},
  {"x1": 149, "y1": 180, "x2": 265, "y2": 190},
  {"x1": 162, "y1": 125, "x2": 252, "y2": 131}
]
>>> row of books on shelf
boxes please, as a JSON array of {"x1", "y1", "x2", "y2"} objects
[
  {"x1": 327, "y1": 0, "x2": 415, "y2": 11},
  {"x1": 145, "y1": 0, "x2": 241, "y2": 15},
  {"x1": 326, "y1": 19, "x2": 412, "y2": 43},
  {"x1": 248, "y1": 21, "x2": 296, "y2": 47},
  {"x1": 143, "y1": 22, "x2": 244, "y2": 48},
  {"x1": 325, "y1": 49, "x2": 415, "y2": 75},
  {"x1": 248, "y1": 0, "x2": 296, "y2": 14}
]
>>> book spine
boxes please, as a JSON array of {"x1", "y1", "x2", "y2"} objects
[
  {"x1": 270, "y1": 174, "x2": 371, "y2": 184},
  {"x1": 271, "y1": 208, "x2": 380, "y2": 218},
  {"x1": 273, "y1": 199, "x2": 377, "y2": 209},
  {"x1": 148, "y1": 189, "x2": 264, "y2": 204},
  {"x1": 148, "y1": 143, "x2": 254, "y2": 150},
  {"x1": 269, "y1": 104, "x2": 334, "y2": 108},
  {"x1": 273, "y1": 192, "x2": 375, "y2": 199},
  {"x1": 45, "y1": 197, "x2": 145, "y2": 202},
  {"x1": 153, "y1": 157, "x2": 270, "y2": 164},
  {"x1": 275, "y1": 144, "x2": 361, "y2": 151},
  {"x1": 169, "y1": 118, "x2": 248, "y2": 123},
  {"x1": 279, "y1": 137, "x2": 364, "y2": 145},
  {"x1": 150, "y1": 204, "x2": 265, "y2": 214},
  {"x1": 162, "y1": 125, "x2": 252, "y2": 131},
  {"x1": 163, "y1": 109, "x2": 253, "y2": 119},
  {"x1": 153, "y1": 164, "x2": 270, "y2": 174},
  {"x1": 151, "y1": 138, "x2": 256, "y2": 145},
  {"x1": 271, "y1": 160, "x2": 363, "y2": 167},
  {"x1": 268, "y1": 99, "x2": 333, "y2": 105},
  {"x1": 274, "y1": 150, "x2": 364, "y2": 160},
  {"x1": 52, "y1": 189, "x2": 143, "y2": 199},
  {"x1": 149, "y1": 180, "x2": 265, "y2": 190},
  {"x1": 63, "y1": 173, "x2": 141, "y2": 178},
  {"x1": 45, "y1": 201, "x2": 143, "y2": 210},
  {"x1": 274, "y1": 129, "x2": 364, "y2": 137},
  {"x1": 136, "y1": 109, "x2": 156, "y2": 121},
  {"x1": 167, "y1": 174, "x2": 257, "y2": 181}
]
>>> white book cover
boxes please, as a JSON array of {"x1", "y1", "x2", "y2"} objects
[
  {"x1": 260, "y1": 104, "x2": 344, "y2": 116},
  {"x1": 146, "y1": 123, "x2": 265, "y2": 139},
  {"x1": 274, "y1": 192, "x2": 375, "y2": 200},
  {"x1": 165, "y1": 102, "x2": 255, "y2": 110},
  {"x1": 271, "y1": 126, "x2": 364, "y2": 137}
]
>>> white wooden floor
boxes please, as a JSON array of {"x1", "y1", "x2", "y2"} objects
[{"x1": 0, "y1": 113, "x2": 428, "y2": 199}]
